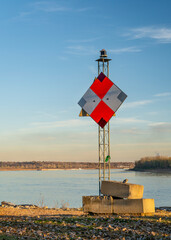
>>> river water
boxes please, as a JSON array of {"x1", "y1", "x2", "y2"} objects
[{"x1": 0, "y1": 169, "x2": 170, "y2": 208}]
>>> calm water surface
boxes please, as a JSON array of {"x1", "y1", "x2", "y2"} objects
[{"x1": 0, "y1": 169, "x2": 170, "y2": 208}]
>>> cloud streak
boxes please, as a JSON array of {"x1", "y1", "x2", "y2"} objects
[
  {"x1": 66, "y1": 45, "x2": 141, "y2": 57},
  {"x1": 154, "y1": 92, "x2": 171, "y2": 97},
  {"x1": 66, "y1": 45, "x2": 96, "y2": 55},
  {"x1": 31, "y1": 1, "x2": 91, "y2": 13},
  {"x1": 32, "y1": 1, "x2": 70, "y2": 12},
  {"x1": 149, "y1": 122, "x2": 171, "y2": 134},
  {"x1": 67, "y1": 37, "x2": 102, "y2": 43},
  {"x1": 128, "y1": 26, "x2": 171, "y2": 43},
  {"x1": 123, "y1": 100, "x2": 153, "y2": 108},
  {"x1": 19, "y1": 119, "x2": 93, "y2": 133},
  {"x1": 109, "y1": 46, "x2": 141, "y2": 54},
  {"x1": 17, "y1": 116, "x2": 150, "y2": 136},
  {"x1": 114, "y1": 117, "x2": 149, "y2": 124},
  {"x1": 14, "y1": 1, "x2": 91, "y2": 21}
]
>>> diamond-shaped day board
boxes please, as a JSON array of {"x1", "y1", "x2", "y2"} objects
[{"x1": 78, "y1": 72, "x2": 127, "y2": 128}]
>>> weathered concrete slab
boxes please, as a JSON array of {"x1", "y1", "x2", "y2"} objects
[
  {"x1": 101, "y1": 180, "x2": 144, "y2": 199},
  {"x1": 82, "y1": 196, "x2": 113, "y2": 214},
  {"x1": 113, "y1": 199, "x2": 155, "y2": 214},
  {"x1": 82, "y1": 196, "x2": 155, "y2": 214}
]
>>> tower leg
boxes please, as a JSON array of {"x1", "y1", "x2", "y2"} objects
[{"x1": 98, "y1": 122, "x2": 110, "y2": 195}]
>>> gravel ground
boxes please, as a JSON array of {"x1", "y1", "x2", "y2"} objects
[{"x1": 0, "y1": 206, "x2": 170, "y2": 239}]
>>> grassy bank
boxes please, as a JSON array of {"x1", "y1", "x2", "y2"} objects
[{"x1": 133, "y1": 156, "x2": 171, "y2": 171}]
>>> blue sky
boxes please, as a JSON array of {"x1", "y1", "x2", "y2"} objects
[{"x1": 0, "y1": 0, "x2": 171, "y2": 162}]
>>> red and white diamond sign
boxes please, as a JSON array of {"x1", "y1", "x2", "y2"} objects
[{"x1": 78, "y1": 72, "x2": 127, "y2": 128}]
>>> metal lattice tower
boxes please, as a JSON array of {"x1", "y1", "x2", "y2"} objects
[{"x1": 96, "y1": 49, "x2": 111, "y2": 195}]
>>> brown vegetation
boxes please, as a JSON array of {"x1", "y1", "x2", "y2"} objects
[{"x1": 134, "y1": 156, "x2": 171, "y2": 170}]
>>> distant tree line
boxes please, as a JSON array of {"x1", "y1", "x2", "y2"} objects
[
  {"x1": 134, "y1": 156, "x2": 171, "y2": 170},
  {"x1": 0, "y1": 161, "x2": 134, "y2": 170}
]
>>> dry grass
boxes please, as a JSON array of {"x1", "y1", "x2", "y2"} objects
[
  {"x1": 134, "y1": 156, "x2": 171, "y2": 170},
  {"x1": 140, "y1": 156, "x2": 171, "y2": 161},
  {"x1": 0, "y1": 206, "x2": 83, "y2": 217}
]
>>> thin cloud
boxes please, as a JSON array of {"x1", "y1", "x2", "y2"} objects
[
  {"x1": 32, "y1": 1, "x2": 70, "y2": 12},
  {"x1": 111, "y1": 117, "x2": 150, "y2": 125},
  {"x1": 12, "y1": 10, "x2": 35, "y2": 21},
  {"x1": 34, "y1": 111, "x2": 65, "y2": 120},
  {"x1": 123, "y1": 100, "x2": 153, "y2": 108},
  {"x1": 30, "y1": 119, "x2": 92, "y2": 130},
  {"x1": 109, "y1": 46, "x2": 141, "y2": 54},
  {"x1": 115, "y1": 142, "x2": 171, "y2": 147},
  {"x1": 12, "y1": 2, "x2": 69, "y2": 21},
  {"x1": 149, "y1": 122, "x2": 171, "y2": 133},
  {"x1": 66, "y1": 45, "x2": 96, "y2": 55},
  {"x1": 58, "y1": 56, "x2": 69, "y2": 61},
  {"x1": 19, "y1": 117, "x2": 149, "y2": 134},
  {"x1": 154, "y1": 92, "x2": 171, "y2": 97},
  {"x1": 150, "y1": 122, "x2": 167, "y2": 127},
  {"x1": 18, "y1": 11, "x2": 33, "y2": 17},
  {"x1": 120, "y1": 128, "x2": 146, "y2": 135},
  {"x1": 76, "y1": 7, "x2": 92, "y2": 12},
  {"x1": 31, "y1": 1, "x2": 91, "y2": 13},
  {"x1": 128, "y1": 26, "x2": 171, "y2": 43},
  {"x1": 67, "y1": 46, "x2": 86, "y2": 51},
  {"x1": 67, "y1": 37, "x2": 102, "y2": 43},
  {"x1": 147, "y1": 111, "x2": 159, "y2": 116},
  {"x1": 14, "y1": 1, "x2": 91, "y2": 21}
]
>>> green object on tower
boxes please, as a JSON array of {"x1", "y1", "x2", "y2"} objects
[{"x1": 105, "y1": 155, "x2": 110, "y2": 162}]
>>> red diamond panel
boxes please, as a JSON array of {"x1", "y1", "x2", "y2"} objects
[
  {"x1": 98, "y1": 118, "x2": 107, "y2": 128},
  {"x1": 78, "y1": 72, "x2": 127, "y2": 128},
  {"x1": 90, "y1": 101, "x2": 114, "y2": 127},
  {"x1": 90, "y1": 76, "x2": 113, "y2": 99},
  {"x1": 98, "y1": 72, "x2": 106, "y2": 82}
]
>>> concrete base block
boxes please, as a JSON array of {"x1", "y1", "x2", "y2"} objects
[
  {"x1": 101, "y1": 180, "x2": 144, "y2": 199},
  {"x1": 113, "y1": 199, "x2": 155, "y2": 214},
  {"x1": 82, "y1": 196, "x2": 113, "y2": 214},
  {"x1": 82, "y1": 196, "x2": 155, "y2": 214}
]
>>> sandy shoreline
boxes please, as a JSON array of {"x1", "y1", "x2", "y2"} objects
[
  {"x1": 130, "y1": 168, "x2": 171, "y2": 173},
  {"x1": 0, "y1": 206, "x2": 84, "y2": 217},
  {"x1": 0, "y1": 205, "x2": 170, "y2": 217}
]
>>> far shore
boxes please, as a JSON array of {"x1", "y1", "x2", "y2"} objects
[
  {"x1": 1, "y1": 167, "x2": 171, "y2": 173},
  {"x1": 0, "y1": 168, "x2": 85, "y2": 171},
  {"x1": 1, "y1": 167, "x2": 170, "y2": 173},
  {"x1": 0, "y1": 167, "x2": 130, "y2": 171}
]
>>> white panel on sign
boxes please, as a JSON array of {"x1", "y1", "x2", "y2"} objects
[
  {"x1": 103, "y1": 84, "x2": 126, "y2": 112},
  {"x1": 78, "y1": 88, "x2": 101, "y2": 115}
]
